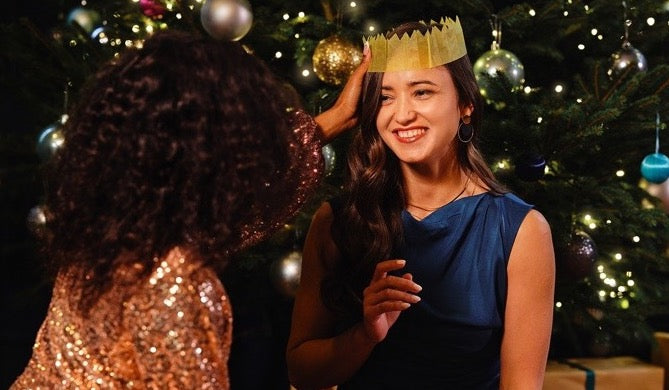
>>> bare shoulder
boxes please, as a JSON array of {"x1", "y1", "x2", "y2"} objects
[
  {"x1": 304, "y1": 201, "x2": 341, "y2": 271},
  {"x1": 510, "y1": 208, "x2": 555, "y2": 270}
]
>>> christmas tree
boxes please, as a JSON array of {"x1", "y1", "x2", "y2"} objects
[{"x1": 2, "y1": 0, "x2": 668, "y2": 388}]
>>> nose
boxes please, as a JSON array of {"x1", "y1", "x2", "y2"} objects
[{"x1": 393, "y1": 95, "x2": 417, "y2": 125}]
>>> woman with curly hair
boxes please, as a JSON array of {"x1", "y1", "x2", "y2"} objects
[
  {"x1": 287, "y1": 18, "x2": 554, "y2": 389},
  {"x1": 11, "y1": 30, "x2": 369, "y2": 389}
]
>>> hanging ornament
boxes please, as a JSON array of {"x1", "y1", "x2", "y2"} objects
[
  {"x1": 67, "y1": 7, "x2": 101, "y2": 34},
  {"x1": 36, "y1": 115, "x2": 67, "y2": 161},
  {"x1": 26, "y1": 204, "x2": 47, "y2": 237},
  {"x1": 200, "y1": 0, "x2": 253, "y2": 41},
  {"x1": 644, "y1": 178, "x2": 669, "y2": 213},
  {"x1": 473, "y1": 15, "x2": 524, "y2": 105},
  {"x1": 607, "y1": 3, "x2": 647, "y2": 79},
  {"x1": 269, "y1": 250, "x2": 302, "y2": 297},
  {"x1": 514, "y1": 154, "x2": 546, "y2": 181},
  {"x1": 322, "y1": 143, "x2": 336, "y2": 176},
  {"x1": 312, "y1": 35, "x2": 362, "y2": 86},
  {"x1": 641, "y1": 113, "x2": 669, "y2": 184},
  {"x1": 139, "y1": 0, "x2": 167, "y2": 19},
  {"x1": 557, "y1": 230, "x2": 598, "y2": 280}
]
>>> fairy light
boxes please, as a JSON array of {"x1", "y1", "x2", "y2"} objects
[
  {"x1": 301, "y1": 69, "x2": 311, "y2": 77},
  {"x1": 132, "y1": 25, "x2": 140, "y2": 33},
  {"x1": 495, "y1": 159, "x2": 510, "y2": 170},
  {"x1": 555, "y1": 302, "x2": 562, "y2": 308},
  {"x1": 275, "y1": 51, "x2": 283, "y2": 58},
  {"x1": 616, "y1": 170, "x2": 625, "y2": 177},
  {"x1": 350, "y1": 1, "x2": 357, "y2": 7},
  {"x1": 597, "y1": 265, "x2": 604, "y2": 273},
  {"x1": 146, "y1": 25, "x2": 154, "y2": 33},
  {"x1": 175, "y1": 13, "x2": 182, "y2": 19},
  {"x1": 523, "y1": 86, "x2": 532, "y2": 93},
  {"x1": 591, "y1": 28, "x2": 598, "y2": 35},
  {"x1": 368, "y1": 25, "x2": 376, "y2": 32},
  {"x1": 576, "y1": 98, "x2": 583, "y2": 103},
  {"x1": 627, "y1": 279, "x2": 635, "y2": 286},
  {"x1": 529, "y1": 9, "x2": 536, "y2": 16},
  {"x1": 578, "y1": 44, "x2": 585, "y2": 50},
  {"x1": 606, "y1": 219, "x2": 612, "y2": 224},
  {"x1": 618, "y1": 286, "x2": 626, "y2": 292},
  {"x1": 283, "y1": 13, "x2": 290, "y2": 20},
  {"x1": 294, "y1": 33, "x2": 300, "y2": 38},
  {"x1": 298, "y1": 11, "x2": 305, "y2": 18},
  {"x1": 620, "y1": 299, "x2": 630, "y2": 309},
  {"x1": 647, "y1": 17, "x2": 655, "y2": 26},
  {"x1": 609, "y1": 291, "x2": 616, "y2": 298},
  {"x1": 554, "y1": 84, "x2": 564, "y2": 93},
  {"x1": 537, "y1": 117, "x2": 543, "y2": 124},
  {"x1": 563, "y1": 11, "x2": 569, "y2": 16},
  {"x1": 632, "y1": 236, "x2": 640, "y2": 242},
  {"x1": 614, "y1": 253, "x2": 622, "y2": 261}
]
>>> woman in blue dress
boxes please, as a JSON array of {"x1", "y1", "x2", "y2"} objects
[{"x1": 287, "y1": 17, "x2": 555, "y2": 389}]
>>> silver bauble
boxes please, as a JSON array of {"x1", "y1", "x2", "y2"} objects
[
  {"x1": 200, "y1": 0, "x2": 253, "y2": 41},
  {"x1": 269, "y1": 250, "x2": 302, "y2": 297},
  {"x1": 322, "y1": 143, "x2": 336, "y2": 176},
  {"x1": 645, "y1": 179, "x2": 669, "y2": 213},
  {"x1": 608, "y1": 42, "x2": 648, "y2": 79},
  {"x1": 36, "y1": 118, "x2": 66, "y2": 161},
  {"x1": 473, "y1": 47, "x2": 525, "y2": 103},
  {"x1": 67, "y1": 7, "x2": 101, "y2": 34},
  {"x1": 27, "y1": 204, "x2": 47, "y2": 236}
]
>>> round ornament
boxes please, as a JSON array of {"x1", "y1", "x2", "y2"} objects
[
  {"x1": 473, "y1": 47, "x2": 524, "y2": 103},
  {"x1": 139, "y1": 0, "x2": 166, "y2": 19},
  {"x1": 269, "y1": 250, "x2": 302, "y2": 297},
  {"x1": 557, "y1": 230, "x2": 598, "y2": 280},
  {"x1": 312, "y1": 35, "x2": 362, "y2": 86},
  {"x1": 200, "y1": 0, "x2": 253, "y2": 41},
  {"x1": 322, "y1": 143, "x2": 336, "y2": 176},
  {"x1": 67, "y1": 7, "x2": 101, "y2": 34},
  {"x1": 36, "y1": 119, "x2": 66, "y2": 161},
  {"x1": 27, "y1": 204, "x2": 47, "y2": 236},
  {"x1": 608, "y1": 41, "x2": 647, "y2": 79},
  {"x1": 641, "y1": 153, "x2": 669, "y2": 184},
  {"x1": 514, "y1": 154, "x2": 546, "y2": 181},
  {"x1": 645, "y1": 178, "x2": 669, "y2": 213}
]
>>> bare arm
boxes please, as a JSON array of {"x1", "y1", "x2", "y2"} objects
[
  {"x1": 500, "y1": 209, "x2": 555, "y2": 390},
  {"x1": 286, "y1": 202, "x2": 420, "y2": 389}
]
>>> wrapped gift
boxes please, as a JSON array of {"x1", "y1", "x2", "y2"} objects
[
  {"x1": 543, "y1": 356, "x2": 664, "y2": 390},
  {"x1": 652, "y1": 332, "x2": 669, "y2": 390}
]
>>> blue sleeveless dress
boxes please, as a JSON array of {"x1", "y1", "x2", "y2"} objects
[{"x1": 340, "y1": 192, "x2": 532, "y2": 389}]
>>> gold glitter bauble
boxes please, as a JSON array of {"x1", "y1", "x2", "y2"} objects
[{"x1": 312, "y1": 35, "x2": 362, "y2": 86}]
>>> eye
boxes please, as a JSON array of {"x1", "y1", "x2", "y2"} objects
[
  {"x1": 414, "y1": 89, "x2": 433, "y2": 98},
  {"x1": 380, "y1": 94, "x2": 393, "y2": 105}
]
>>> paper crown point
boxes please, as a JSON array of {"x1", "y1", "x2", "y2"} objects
[{"x1": 364, "y1": 16, "x2": 467, "y2": 73}]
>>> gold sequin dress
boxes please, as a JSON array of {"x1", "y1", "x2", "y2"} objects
[{"x1": 11, "y1": 111, "x2": 324, "y2": 389}]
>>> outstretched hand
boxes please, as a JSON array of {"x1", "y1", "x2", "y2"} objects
[
  {"x1": 362, "y1": 259, "x2": 422, "y2": 344},
  {"x1": 315, "y1": 42, "x2": 371, "y2": 142}
]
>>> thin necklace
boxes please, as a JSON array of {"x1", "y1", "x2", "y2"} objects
[{"x1": 407, "y1": 176, "x2": 471, "y2": 212}]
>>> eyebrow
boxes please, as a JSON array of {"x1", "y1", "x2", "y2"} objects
[{"x1": 381, "y1": 80, "x2": 438, "y2": 90}]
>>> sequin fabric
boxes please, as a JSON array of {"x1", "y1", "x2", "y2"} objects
[
  {"x1": 11, "y1": 248, "x2": 232, "y2": 389},
  {"x1": 11, "y1": 111, "x2": 324, "y2": 389},
  {"x1": 235, "y1": 109, "x2": 324, "y2": 251}
]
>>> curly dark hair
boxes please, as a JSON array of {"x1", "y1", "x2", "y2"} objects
[
  {"x1": 323, "y1": 21, "x2": 507, "y2": 316},
  {"x1": 45, "y1": 30, "x2": 305, "y2": 312}
]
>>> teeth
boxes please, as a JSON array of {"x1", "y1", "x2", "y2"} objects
[{"x1": 397, "y1": 129, "x2": 425, "y2": 138}]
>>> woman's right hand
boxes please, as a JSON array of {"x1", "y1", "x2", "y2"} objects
[
  {"x1": 362, "y1": 259, "x2": 422, "y2": 343},
  {"x1": 315, "y1": 42, "x2": 371, "y2": 142}
]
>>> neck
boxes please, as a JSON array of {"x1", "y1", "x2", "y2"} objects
[{"x1": 402, "y1": 158, "x2": 464, "y2": 206}]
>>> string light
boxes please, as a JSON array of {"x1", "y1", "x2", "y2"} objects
[
  {"x1": 632, "y1": 236, "x2": 640, "y2": 242},
  {"x1": 555, "y1": 302, "x2": 562, "y2": 308},
  {"x1": 616, "y1": 170, "x2": 625, "y2": 177}
]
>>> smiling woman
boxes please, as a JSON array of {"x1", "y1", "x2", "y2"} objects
[{"x1": 286, "y1": 17, "x2": 555, "y2": 389}]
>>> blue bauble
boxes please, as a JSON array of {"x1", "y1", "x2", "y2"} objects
[{"x1": 641, "y1": 153, "x2": 669, "y2": 184}]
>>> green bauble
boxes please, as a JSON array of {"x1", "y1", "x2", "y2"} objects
[{"x1": 473, "y1": 47, "x2": 524, "y2": 104}]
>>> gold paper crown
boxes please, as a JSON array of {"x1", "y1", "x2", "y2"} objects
[{"x1": 364, "y1": 16, "x2": 467, "y2": 72}]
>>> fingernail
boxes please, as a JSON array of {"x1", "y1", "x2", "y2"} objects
[
  {"x1": 396, "y1": 259, "x2": 405, "y2": 265},
  {"x1": 363, "y1": 42, "x2": 370, "y2": 57},
  {"x1": 414, "y1": 284, "x2": 422, "y2": 292}
]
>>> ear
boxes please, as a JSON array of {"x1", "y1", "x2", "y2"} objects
[{"x1": 460, "y1": 104, "x2": 474, "y2": 118}]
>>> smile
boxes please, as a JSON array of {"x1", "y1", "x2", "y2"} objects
[{"x1": 394, "y1": 128, "x2": 426, "y2": 143}]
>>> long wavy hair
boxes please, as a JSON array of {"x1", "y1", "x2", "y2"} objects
[
  {"x1": 45, "y1": 30, "x2": 302, "y2": 312},
  {"x1": 323, "y1": 21, "x2": 506, "y2": 317}
]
